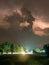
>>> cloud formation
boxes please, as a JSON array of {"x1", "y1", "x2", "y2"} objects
[
  {"x1": 3, "y1": 7, "x2": 35, "y2": 31},
  {"x1": 33, "y1": 16, "x2": 49, "y2": 36},
  {"x1": 0, "y1": 0, "x2": 49, "y2": 49},
  {"x1": 0, "y1": 7, "x2": 49, "y2": 36}
]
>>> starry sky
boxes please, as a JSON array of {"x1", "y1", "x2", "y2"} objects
[{"x1": 0, "y1": 0, "x2": 49, "y2": 49}]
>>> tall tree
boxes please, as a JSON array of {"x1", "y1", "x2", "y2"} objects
[
  {"x1": 43, "y1": 44, "x2": 49, "y2": 57},
  {"x1": 11, "y1": 43, "x2": 14, "y2": 54}
]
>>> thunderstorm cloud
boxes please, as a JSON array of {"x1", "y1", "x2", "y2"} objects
[{"x1": 0, "y1": 0, "x2": 49, "y2": 49}]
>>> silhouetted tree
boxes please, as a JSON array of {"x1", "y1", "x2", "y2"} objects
[
  {"x1": 11, "y1": 44, "x2": 14, "y2": 54},
  {"x1": 43, "y1": 44, "x2": 49, "y2": 57},
  {"x1": 0, "y1": 48, "x2": 3, "y2": 54}
]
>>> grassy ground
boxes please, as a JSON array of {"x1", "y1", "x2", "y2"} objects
[{"x1": 0, "y1": 54, "x2": 49, "y2": 65}]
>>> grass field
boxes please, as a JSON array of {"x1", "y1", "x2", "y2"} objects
[{"x1": 0, "y1": 54, "x2": 49, "y2": 65}]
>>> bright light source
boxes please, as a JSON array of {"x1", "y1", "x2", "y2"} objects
[
  {"x1": 41, "y1": 50, "x2": 45, "y2": 53},
  {"x1": 21, "y1": 51, "x2": 26, "y2": 55}
]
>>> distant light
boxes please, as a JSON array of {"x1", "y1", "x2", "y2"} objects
[
  {"x1": 20, "y1": 51, "x2": 26, "y2": 56},
  {"x1": 41, "y1": 50, "x2": 45, "y2": 53},
  {"x1": 21, "y1": 51, "x2": 25, "y2": 54}
]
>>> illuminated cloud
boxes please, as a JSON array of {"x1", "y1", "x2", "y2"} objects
[
  {"x1": 33, "y1": 16, "x2": 49, "y2": 36},
  {"x1": 20, "y1": 21, "x2": 30, "y2": 27},
  {"x1": 3, "y1": 8, "x2": 35, "y2": 32}
]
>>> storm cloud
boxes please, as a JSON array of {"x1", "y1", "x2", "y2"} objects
[{"x1": 0, "y1": 0, "x2": 49, "y2": 49}]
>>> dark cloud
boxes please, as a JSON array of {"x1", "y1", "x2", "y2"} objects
[
  {"x1": 4, "y1": 11, "x2": 21, "y2": 23},
  {"x1": 4, "y1": 8, "x2": 35, "y2": 31},
  {"x1": 3, "y1": 11, "x2": 22, "y2": 30},
  {"x1": 21, "y1": 7, "x2": 35, "y2": 31}
]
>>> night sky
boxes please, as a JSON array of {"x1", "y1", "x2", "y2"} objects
[{"x1": 0, "y1": 0, "x2": 49, "y2": 49}]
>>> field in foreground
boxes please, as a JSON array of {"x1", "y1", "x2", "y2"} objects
[{"x1": 0, "y1": 54, "x2": 49, "y2": 65}]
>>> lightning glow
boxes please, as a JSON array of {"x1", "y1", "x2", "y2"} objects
[{"x1": 33, "y1": 16, "x2": 49, "y2": 36}]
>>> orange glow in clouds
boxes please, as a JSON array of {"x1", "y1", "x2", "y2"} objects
[
  {"x1": 20, "y1": 21, "x2": 30, "y2": 27},
  {"x1": 33, "y1": 17, "x2": 49, "y2": 36}
]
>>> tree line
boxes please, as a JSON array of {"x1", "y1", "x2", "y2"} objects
[{"x1": 0, "y1": 41, "x2": 26, "y2": 54}]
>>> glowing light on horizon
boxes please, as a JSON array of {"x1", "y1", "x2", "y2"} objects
[{"x1": 2, "y1": 51, "x2": 33, "y2": 55}]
